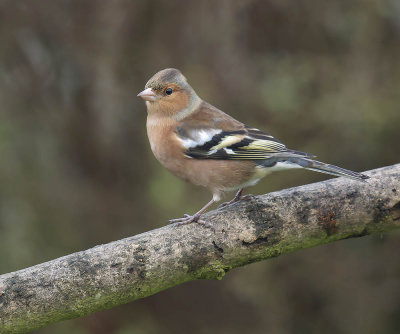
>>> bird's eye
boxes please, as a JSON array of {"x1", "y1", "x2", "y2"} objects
[{"x1": 165, "y1": 88, "x2": 173, "y2": 95}]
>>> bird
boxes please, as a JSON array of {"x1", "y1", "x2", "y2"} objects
[{"x1": 138, "y1": 68, "x2": 368, "y2": 226}]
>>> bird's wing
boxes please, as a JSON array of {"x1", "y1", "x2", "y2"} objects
[
  {"x1": 177, "y1": 124, "x2": 312, "y2": 160},
  {"x1": 175, "y1": 102, "x2": 313, "y2": 160}
]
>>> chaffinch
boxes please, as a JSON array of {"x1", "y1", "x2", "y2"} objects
[{"x1": 138, "y1": 68, "x2": 368, "y2": 226}]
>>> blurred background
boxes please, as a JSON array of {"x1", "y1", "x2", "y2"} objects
[{"x1": 1, "y1": 0, "x2": 400, "y2": 333}]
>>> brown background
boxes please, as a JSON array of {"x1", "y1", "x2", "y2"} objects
[{"x1": 1, "y1": 1, "x2": 400, "y2": 333}]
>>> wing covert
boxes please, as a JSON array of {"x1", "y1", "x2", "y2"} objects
[{"x1": 177, "y1": 125, "x2": 311, "y2": 160}]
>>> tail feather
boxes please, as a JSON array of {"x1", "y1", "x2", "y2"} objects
[{"x1": 292, "y1": 158, "x2": 369, "y2": 181}]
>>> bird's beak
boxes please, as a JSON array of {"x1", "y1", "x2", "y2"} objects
[{"x1": 137, "y1": 88, "x2": 157, "y2": 102}]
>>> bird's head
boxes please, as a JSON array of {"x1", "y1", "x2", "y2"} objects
[{"x1": 137, "y1": 68, "x2": 200, "y2": 117}]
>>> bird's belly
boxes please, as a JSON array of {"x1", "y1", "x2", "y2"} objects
[
  {"x1": 176, "y1": 159, "x2": 258, "y2": 193},
  {"x1": 221, "y1": 165, "x2": 270, "y2": 191},
  {"x1": 152, "y1": 145, "x2": 270, "y2": 194}
]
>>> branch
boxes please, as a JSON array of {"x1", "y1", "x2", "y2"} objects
[{"x1": 1, "y1": 164, "x2": 400, "y2": 333}]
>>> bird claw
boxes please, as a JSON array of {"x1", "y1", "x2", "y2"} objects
[
  {"x1": 217, "y1": 202, "x2": 230, "y2": 209},
  {"x1": 168, "y1": 214, "x2": 213, "y2": 229},
  {"x1": 218, "y1": 193, "x2": 255, "y2": 209},
  {"x1": 168, "y1": 214, "x2": 192, "y2": 224},
  {"x1": 240, "y1": 194, "x2": 256, "y2": 202}
]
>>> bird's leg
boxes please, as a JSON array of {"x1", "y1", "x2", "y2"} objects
[
  {"x1": 168, "y1": 198, "x2": 215, "y2": 228},
  {"x1": 218, "y1": 188, "x2": 254, "y2": 208},
  {"x1": 218, "y1": 189, "x2": 243, "y2": 208}
]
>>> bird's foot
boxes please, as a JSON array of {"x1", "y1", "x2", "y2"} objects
[
  {"x1": 218, "y1": 193, "x2": 255, "y2": 209},
  {"x1": 217, "y1": 201, "x2": 233, "y2": 209},
  {"x1": 168, "y1": 214, "x2": 213, "y2": 229},
  {"x1": 240, "y1": 194, "x2": 256, "y2": 202}
]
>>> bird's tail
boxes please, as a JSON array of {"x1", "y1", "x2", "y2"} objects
[{"x1": 290, "y1": 157, "x2": 369, "y2": 181}]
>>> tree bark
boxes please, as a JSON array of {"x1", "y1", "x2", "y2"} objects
[{"x1": 1, "y1": 164, "x2": 400, "y2": 333}]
